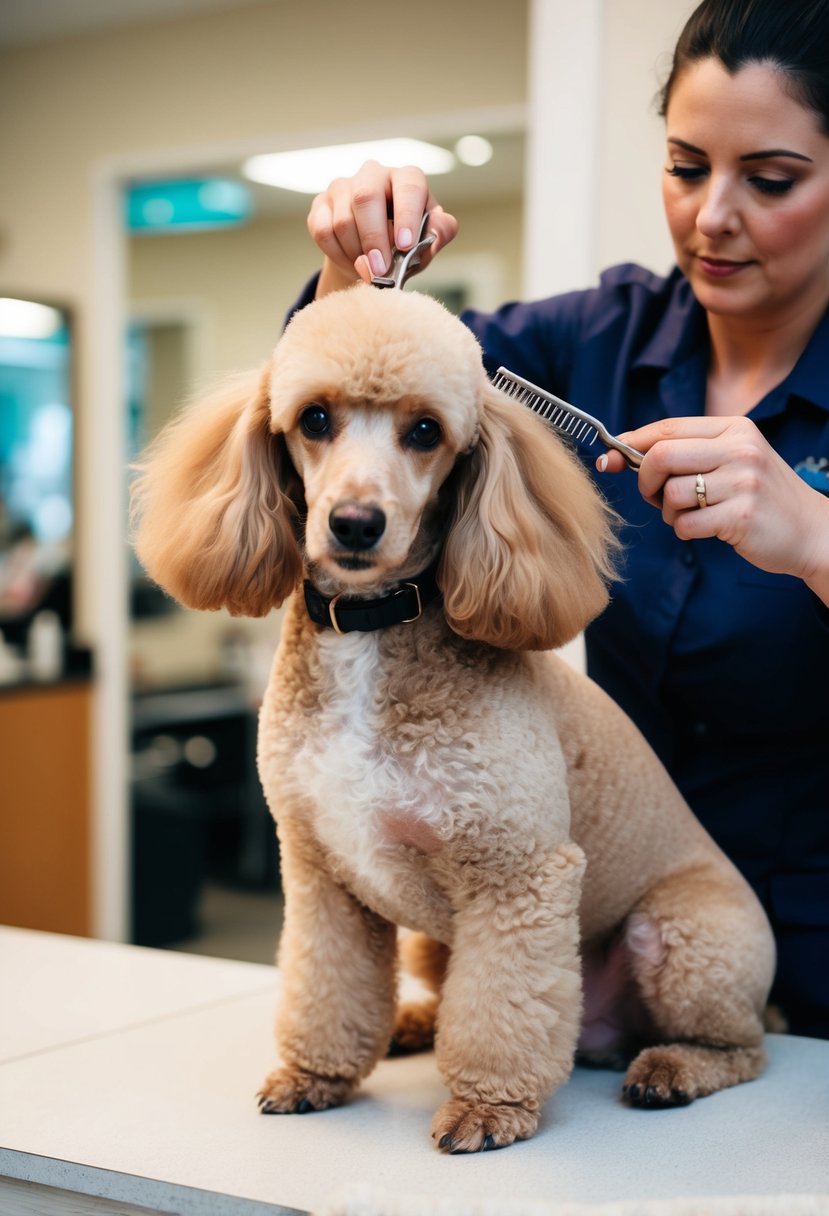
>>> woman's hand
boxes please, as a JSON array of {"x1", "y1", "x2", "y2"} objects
[
  {"x1": 598, "y1": 416, "x2": 829, "y2": 603},
  {"x1": 307, "y1": 160, "x2": 458, "y2": 297}
]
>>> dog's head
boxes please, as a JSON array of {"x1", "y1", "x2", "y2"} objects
[
  {"x1": 132, "y1": 284, "x2": 618, "y2": 649},
  {"x1": 269, "y1": 286, "x2": 482, "y2": 594}
]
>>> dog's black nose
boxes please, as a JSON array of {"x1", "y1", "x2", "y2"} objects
[{"x1": 329, "y1": 503, "x2": 386, "y2": 550}]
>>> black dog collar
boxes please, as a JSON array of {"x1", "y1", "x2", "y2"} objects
[{"x1": 303, "y1": 561, "x2": 441, "y2": 635}]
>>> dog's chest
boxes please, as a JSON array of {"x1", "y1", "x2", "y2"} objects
[{"x1": 286, "y1": 631, "x2": 452, "y2": 908}]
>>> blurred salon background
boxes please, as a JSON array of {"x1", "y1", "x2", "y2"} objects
[{"x1": 0, "y1": 0, "x2": 691, "y2": 962}]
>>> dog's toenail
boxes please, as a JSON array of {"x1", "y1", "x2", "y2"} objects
[
  {"x1": 439, "y1": 1134, "x2": 453, "y2": 1150},
  {"x1": 627, "y1": 1084, "x2": 641, "y2": 1101},
  {"x1": 482, "y1": 1134, "x2": 496, "y2": 1151},
  {"x1": 296, "y1": 1098, "x2": 315, "y2": 1113}
]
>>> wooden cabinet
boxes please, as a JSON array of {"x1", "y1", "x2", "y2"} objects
[{"x1": 0, "y1": 680, "x2": 92, "y2": 935}]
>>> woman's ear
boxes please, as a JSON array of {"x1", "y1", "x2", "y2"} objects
[
  {"x1": 439, "y1": 383, "x2": 620, "y2": 650},
  {"x1": 131, "y1": 364, "x2": 303, "y2": 616}
]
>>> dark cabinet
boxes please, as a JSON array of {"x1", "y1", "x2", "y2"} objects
[{"x1": 131, "y1": 683, "x2": 278, "y2": 947}]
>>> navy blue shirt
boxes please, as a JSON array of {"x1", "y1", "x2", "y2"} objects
[{"x1": 462, "y1": 264, "x2": 829, "y2": 1037}]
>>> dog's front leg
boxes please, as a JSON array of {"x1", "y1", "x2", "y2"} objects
[
  {"x1": 258, "y1": 817, "x2": 397, "y2": 1115},
  {"x1": 432, "y1": 840, "x2": 586, "y2": 1153}
]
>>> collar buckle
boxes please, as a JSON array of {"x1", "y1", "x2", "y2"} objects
[
  {"x1": 396, "y1": 581, "x2": 422, "y2": 625},
  {"x1": 327, "y1": 592, "x2": 347, "y2": 636}
]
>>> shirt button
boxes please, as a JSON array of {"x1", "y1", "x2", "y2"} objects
[{"x1": 680, "y1": 546, "x2": 695, "y2": 567}]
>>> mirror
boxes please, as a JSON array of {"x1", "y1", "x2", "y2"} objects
[
  {"x1": 124, "y1": 127, "x2": 524, "y2": 960},
  {"x1": 0, "y1": 297, "x2": 74, "y2": 662}
]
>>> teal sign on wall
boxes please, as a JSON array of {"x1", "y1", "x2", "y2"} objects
[{"x1": 126, "y1": 179, "x2": 252, "y2": 233}]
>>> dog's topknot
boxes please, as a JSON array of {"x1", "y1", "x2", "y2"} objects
[{"x1": 274, "y1": 284, "x2": 486, "y2": 447}]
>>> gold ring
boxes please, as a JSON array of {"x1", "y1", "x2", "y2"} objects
[{"x1": 695, "y1": 472, "x2": 707, "y2": 509}]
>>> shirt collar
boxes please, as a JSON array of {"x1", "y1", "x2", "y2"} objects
[
  {"x1": 781, "y1": 303, "x2": 829, "y2": 413},
  {"x1": 631, "y1": 269, "x2": 704, "y2": 373},
  {"x1": 633, "y1": 270, "x2": 829, "y2": 415}
]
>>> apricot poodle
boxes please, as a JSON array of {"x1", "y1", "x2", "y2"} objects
[{"x1": 133, "y1": 283, "x2": 775, "y2": 1154}]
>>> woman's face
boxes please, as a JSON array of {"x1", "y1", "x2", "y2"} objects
[{"x1": 662, "y1": 58, "x2": 829, "y2": 325}]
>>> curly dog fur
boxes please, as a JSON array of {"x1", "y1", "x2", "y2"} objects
[{"x1": 133, "y1": 283, "x2": 775, "y2": 1153}]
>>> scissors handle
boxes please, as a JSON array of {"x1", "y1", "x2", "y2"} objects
[{"x1": 371, "y1": 212, "x2": 436, "y2": 289}]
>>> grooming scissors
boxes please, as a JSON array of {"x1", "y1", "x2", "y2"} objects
[{"x1": 370, "y1": 212, "x2": 436, "y2": 290}]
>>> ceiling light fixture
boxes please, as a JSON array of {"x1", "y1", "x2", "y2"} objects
[
  {"x1": 0, "y1": 298, "x2": 64, "y2": 340},
  {"x1": 242, "y1": 138, "x2": 456, "y2": 195},
  {"x1": 455, "y1": 135, "x2": 494, "y2": 166}
]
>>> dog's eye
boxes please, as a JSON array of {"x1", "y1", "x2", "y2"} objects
[
  {"x1": 406, "y1": 417, "x2": 442, "y2": 451},
  {"x1": 300, "y1": 404, "x2": 331, "y2": 438}
]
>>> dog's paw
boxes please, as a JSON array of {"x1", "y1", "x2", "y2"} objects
[
  {"x1": 622, "y1": 1047, "x2": 696, "y2": 1109},
  {"x1": 387, "y1": 998, "x2": 437, "y2": 1057},
  {"x1": 257, "y1": 1066, "x2": 354, "y2": 1115},
  {"x1": 431, "y1": 1097, "x2": 538, "y2": 1153}
]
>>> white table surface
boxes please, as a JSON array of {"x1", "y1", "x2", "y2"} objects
[{"x1": 1, "y1": 926, "x2": 827, "y2": 1216}]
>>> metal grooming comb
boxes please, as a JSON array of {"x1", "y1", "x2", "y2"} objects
[
  {"x1": 371, "y1": 212, "x2": 436, "y2": 290},
  {"x1": 492, "y1": 367, "x2": 644, "y2": 469}
]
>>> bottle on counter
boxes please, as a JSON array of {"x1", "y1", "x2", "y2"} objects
[{"x1": 28, "y1": 610, "x2": 64, "y2": 682}]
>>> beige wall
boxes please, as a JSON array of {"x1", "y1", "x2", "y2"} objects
[
  {"x1": 128, "y1": 216, "x2": 320, "y2": 387},
  {"x1": 596, "y1": 0, "x2": 696, "y2": 278},
  {"x1": 127, "y1": 202, "x2": 525, "y2": 386}
]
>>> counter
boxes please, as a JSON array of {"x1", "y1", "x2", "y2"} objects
[{"x1": 0, "y1": 927, "x2": 827, "y2": 1216}]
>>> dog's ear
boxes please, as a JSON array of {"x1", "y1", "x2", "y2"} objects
[
  {"x1": 439, "y1": 383, "x2": 620, "y2": 650},
  {"x1": 131, "y1": 364, "x2": 303, "y2": 616}
]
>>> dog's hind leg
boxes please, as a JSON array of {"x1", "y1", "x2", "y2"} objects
[
  {"x1": 431, "y1": 841, "x2": 586, "y2": 1153},
  {"x1": 258, "y1": 819, "x2": 397, "y2": 1115},
  {"x1": 389, "y1": 933, "x2": 449, "y2": 1056},
  {"x1": 621, "y1": 863, "x2": 775, "y2": 1108}
]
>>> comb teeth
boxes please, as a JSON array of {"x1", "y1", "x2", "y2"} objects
[{"x1": 491, "y1": 372, "x2": 599, "y2": 447}]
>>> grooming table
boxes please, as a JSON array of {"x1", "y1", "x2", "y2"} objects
[{"x1": 0, "y1": 926, "x2": 827, "y2": 1215}]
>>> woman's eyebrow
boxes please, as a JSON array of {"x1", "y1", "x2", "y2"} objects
[
  {"x1": 739, "y1": 148, "x2": 813, "y2": 163},
  {"x1": 667, "y1": 137, "x2": 812, "y2": 163},
  {"x1": 667, "y1": 138, "x2": 706, "y2": 155}
]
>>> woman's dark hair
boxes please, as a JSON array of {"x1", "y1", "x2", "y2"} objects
[{"x1": 659, "y1": 0, "x2": 829, "y2": 134}]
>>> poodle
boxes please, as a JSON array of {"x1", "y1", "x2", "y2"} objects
[{"x1": 132, "y1": 283, "x2": 775, "y2": 1154}]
